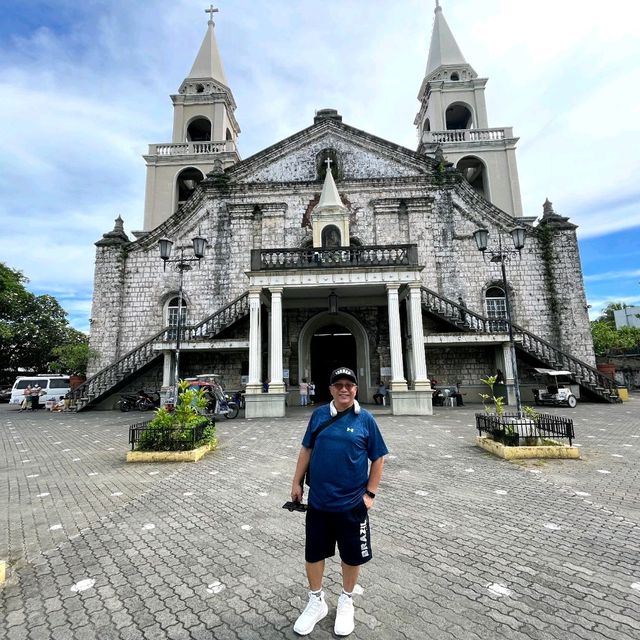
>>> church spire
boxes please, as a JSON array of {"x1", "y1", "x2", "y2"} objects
[
  {"x1": 311, "y1": 159, "x2": 350, "y2": 248},
  {"x1": 142, "y1": 6, "x2": 241, "y2": 230},
  {"x1": 317, "y1": 159, "x2": 345, "y2": 210},
  {"x1": 187, "y1": 4, "x2": 228, "y2": 86},
  {"x1": 425, "y1": 1, "x2": 470, "y2": 80}
]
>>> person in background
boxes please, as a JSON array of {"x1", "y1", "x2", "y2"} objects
[
  {"x1": 31, "y1": 384, "x2": 42, "y2": 411},
  {"x1": 299, "y1": 378, "x2": 309, "y2": 407},
  {"x1": 20, "y1": 385, "x2": 32, "y2": 411},
  {"x1": 495, "y1": 369, "x2": 505, "y2": 384},
  {"x1": 308, "y1": 381, "x2": 316, "y2": 405},
  {"x1": 373, "y1": 381, "x2": 387, "y2": 405}
]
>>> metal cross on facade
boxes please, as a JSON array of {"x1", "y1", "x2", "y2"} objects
[{"x1": 205, "y1": 4, "x2": 219, "y2": 23}]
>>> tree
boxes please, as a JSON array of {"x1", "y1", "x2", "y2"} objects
[
  {"x1": 591, "y1": 302, "x2": 640, "y2": 356},
  {"x1": 49, "y1": 331, "x2": 94, "y2": 376},
  {"x1": 0, "y1": 262, "x2": 87, "y2": 379}
]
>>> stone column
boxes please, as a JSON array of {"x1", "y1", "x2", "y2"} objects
[
  {"x1": 502, "y1": 342, "x2": 516, "y2": 406},
  {"x1": 269, "y1": 288, "x2": 285, "y2": 393},
  {"x1": 408, "y1": 284, "x2": 430, "y2": 391},
  {"x1": 386, "y1": 284, "x2": 407, "y2": 391},
  {"x1": 246, "y1": 288, "x2": 262, "y2": 395}
]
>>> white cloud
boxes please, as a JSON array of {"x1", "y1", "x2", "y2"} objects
[
  {"x1": 585, "y1": 269, "x2": 640, "y2": 283},
  {"x1": 1, "y1": 0, "x2": 640, "y2": 332}
]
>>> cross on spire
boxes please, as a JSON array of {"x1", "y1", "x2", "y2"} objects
[
  {"x1": 205, "y1": 4, "x2": 219, "y2": 24},
  {"x1": 325, "y1": 158, "x2": 333, "y2": 170}
]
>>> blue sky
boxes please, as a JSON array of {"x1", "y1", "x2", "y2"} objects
[{"x1": 1, "y1": 0, "x2": 639, "y2": 333}]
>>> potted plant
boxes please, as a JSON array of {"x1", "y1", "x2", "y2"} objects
[
  {"x1": 136, "y1": 380, "x2": 216, "y2": 452},
  {"x1": 479, "y1": 375, "x2": 508, "y2": 442}
]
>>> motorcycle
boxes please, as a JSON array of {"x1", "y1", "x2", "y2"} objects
[{"x1": 117, "y1": 390, "x2": 160, "y2": 412}]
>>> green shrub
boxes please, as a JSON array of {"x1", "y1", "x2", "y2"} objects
[{"x1": 135, "y1": 380, "x2": 217, "y2": 452}]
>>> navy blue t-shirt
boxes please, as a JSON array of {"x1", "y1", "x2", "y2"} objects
[{"x1": 302, "y1": 404, "x2": 388, "y2": 512}]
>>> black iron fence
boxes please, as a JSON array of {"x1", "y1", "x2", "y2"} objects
[
  {"x1": 475, "y1": 412, "x2": 575, "y2": 446},
  {"x1": 128, "y1": 419, "x2": 212, "y2": 451}
]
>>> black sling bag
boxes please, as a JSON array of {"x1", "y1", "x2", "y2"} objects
[{"x1": 303, "y1": 406, "x2": 354, "y2": 487}]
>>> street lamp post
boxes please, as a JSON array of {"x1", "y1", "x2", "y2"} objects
[
  {"x1": 158, "y1": 235, "x2": 208, "y2": 392},
  {"x1": 473, "y1": 226, "x2": 526, "y2": 416}
]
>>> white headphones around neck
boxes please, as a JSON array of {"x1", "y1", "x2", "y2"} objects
[{"x1": 329, "y1": 399, "x2": 361, "y2": 417}]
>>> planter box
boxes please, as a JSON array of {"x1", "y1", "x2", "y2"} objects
[
  {"x1": 476, "y1": 436, "x2": 580, "y2": 460},
  {"x1": 126, "y1": 441, "x2": 216, "y2": 463}
]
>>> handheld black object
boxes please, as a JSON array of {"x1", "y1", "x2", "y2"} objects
[{"x1": 282, "y1": 500, "x2": 307, "y2": 512}]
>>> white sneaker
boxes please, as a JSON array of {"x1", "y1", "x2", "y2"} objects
[
  {"x1": 334, "y1": 593, "x2": 355, "y2": 636},
  {"x1": 294, "y1": 591, "x2": 328, "y2": 635}
]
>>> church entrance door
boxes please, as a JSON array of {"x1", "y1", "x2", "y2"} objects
[{"x1": 310, "y1": 324, "x2": 357, "y2": 403}]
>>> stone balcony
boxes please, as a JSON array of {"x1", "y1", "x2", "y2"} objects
[
  {"x1": 422, "y1": 127, "x2": 513, "y2": 144},
  {"x1": 148, "y1": 140, "x2": 237, "y2": 156},
  {"x1": 251, "y1": 244, "x2": 419, "y2": 271}
]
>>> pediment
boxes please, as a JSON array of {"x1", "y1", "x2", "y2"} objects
[{"x1": 228, "y1": 120, "x2": 435, "y2": 184}]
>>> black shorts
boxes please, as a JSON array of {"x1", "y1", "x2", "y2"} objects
[{"x1": 305, "y1": 501, "x2": 372, "y2": 566}]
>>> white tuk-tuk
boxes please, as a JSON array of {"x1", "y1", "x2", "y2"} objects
[{"x1": 532, "y1": 368, "x2": 578, "y2": 408}]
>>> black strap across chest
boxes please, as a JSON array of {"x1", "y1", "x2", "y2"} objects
[{"x1": 309, "y1": 406, "x2": 354, "y2": 448}]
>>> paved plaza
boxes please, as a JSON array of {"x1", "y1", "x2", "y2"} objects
[{"x1": 1, "y1": 398, "x2": 639, "y2": 640}]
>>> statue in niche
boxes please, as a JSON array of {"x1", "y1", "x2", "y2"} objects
[{"x1": 322, "y1": 225, "x2": 341, "y2": 248}]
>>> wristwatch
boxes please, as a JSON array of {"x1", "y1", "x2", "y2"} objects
[{"x1": 365, "y1": 490, "x2": 376, "y2": 499}]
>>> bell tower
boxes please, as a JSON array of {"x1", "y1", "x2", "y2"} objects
[
  {"x1": 415, "y1": 1, "x2": 523, "y2": 217},
  {"x1": 142, "y1": 5, "x2": 241, "y2": 230}
]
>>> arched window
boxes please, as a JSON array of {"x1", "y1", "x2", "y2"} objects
[
  {"x1": 457, "y1": 156, "x2": 488, "y2": 199},
  {"x1": 321, "y1": 225, "x2": 341, "y2": 248},
  {"x1": 450, "y1": 72, "x2": 460, "y2": 81},
  {"x1": 485, "y1": 286, "x2": 507, "y2": 331},
  {"x1": 423, "y1": 117, "x2": 431, "y2": 132},
  {"x1": 176, "y1": 167, "x2": 204, "y2": 209},
  {"x1": 445, "y1": 103, "x2": 473, "y2": 130},
  {"x1": 186, "y1": 117, "x2": 211, "y2": 142},
  {"x1": 166, "y1": 297, "x2": 187, "y2": 338}
]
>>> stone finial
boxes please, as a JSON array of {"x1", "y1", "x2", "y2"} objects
[
  {"x1": 113, "y1": 215, "x2": 125, "y2": 233},
  {"x1": 538, "y1": 198, "x2": 577, "y2": 230},
  {"x1": 542, "y1": 198, "x2": 555, "y2": 217},
  {"x1": 95, "y1": 216, "x2": 130, "y2": 246},
  {"x1": 434, "y1": 144, "x2": 445, "y2": 165}
]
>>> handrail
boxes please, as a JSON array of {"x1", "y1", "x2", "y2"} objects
[
  {"x1": 75, "y1": 292, "x2": 250, "y2": 409},
  {"x1": 420, "y1": 287, "x2": 619, "y2": 399}
]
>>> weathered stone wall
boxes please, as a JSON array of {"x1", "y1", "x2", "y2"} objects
[
  {"x1": 89, "y1": 129, "x2": 595, "y2": 392},
  {"x1": 88, "y1": 243, "x2": 127, "y2": 376},
  {"x1": 425, "y1": 346, "x2": 494, "y2": 386}
]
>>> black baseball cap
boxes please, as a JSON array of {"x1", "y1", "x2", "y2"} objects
[{"x1": 330, "y1": 367, "x2": 358, "y2": 385}]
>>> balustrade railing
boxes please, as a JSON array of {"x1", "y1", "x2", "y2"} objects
[
  {"x1": 422, "y1": 127, "x2": 510, "y2": 144},
  {"x1": 150, "y1": 141, "x2": 234, "y2": 156},
  {"x1": 420, "y1": 287, "x2": 619, "y2": 401},
  {"x1": 75, "y1": 293, "x2": 250, "y2": 410},
  {"x1": 252, "y1": 245, "x2": 418, "y2": 271},
  {"x1": 185, "y1": 292, "x2": 249, "y2": 340}
]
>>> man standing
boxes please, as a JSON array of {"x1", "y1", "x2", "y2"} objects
[{"x1": 290, "y1": 367, "x2": 388, "y2": 636}]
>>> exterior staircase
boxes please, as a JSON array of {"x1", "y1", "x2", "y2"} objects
[
  {"x1": 420, "y1": 287, "x2": 621, "y2": 403},
  {"x1": 74, "y1": 292, "x2": 249, "y2": 411}
]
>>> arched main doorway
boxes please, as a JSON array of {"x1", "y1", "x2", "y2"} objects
[{"x1": 310, "y1": 323, "x2": 357, "y2": 403}]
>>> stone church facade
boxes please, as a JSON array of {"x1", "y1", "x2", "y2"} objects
[{"x1": 84, "y1": 4, "x2": 613, "y2": 416}]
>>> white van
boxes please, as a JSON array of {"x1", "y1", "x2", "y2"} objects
[{"x1": 10, "y1": 375, "x2": 71, "y2": 407}]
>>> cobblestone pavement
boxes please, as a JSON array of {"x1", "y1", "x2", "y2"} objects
[{"x1": 1, "y1": 397, "x2": 639, "y2": 640}]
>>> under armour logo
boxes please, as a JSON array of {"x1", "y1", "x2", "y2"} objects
[{"x1": 346, "y1": 427, "x2": 354, "y2": 432}]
